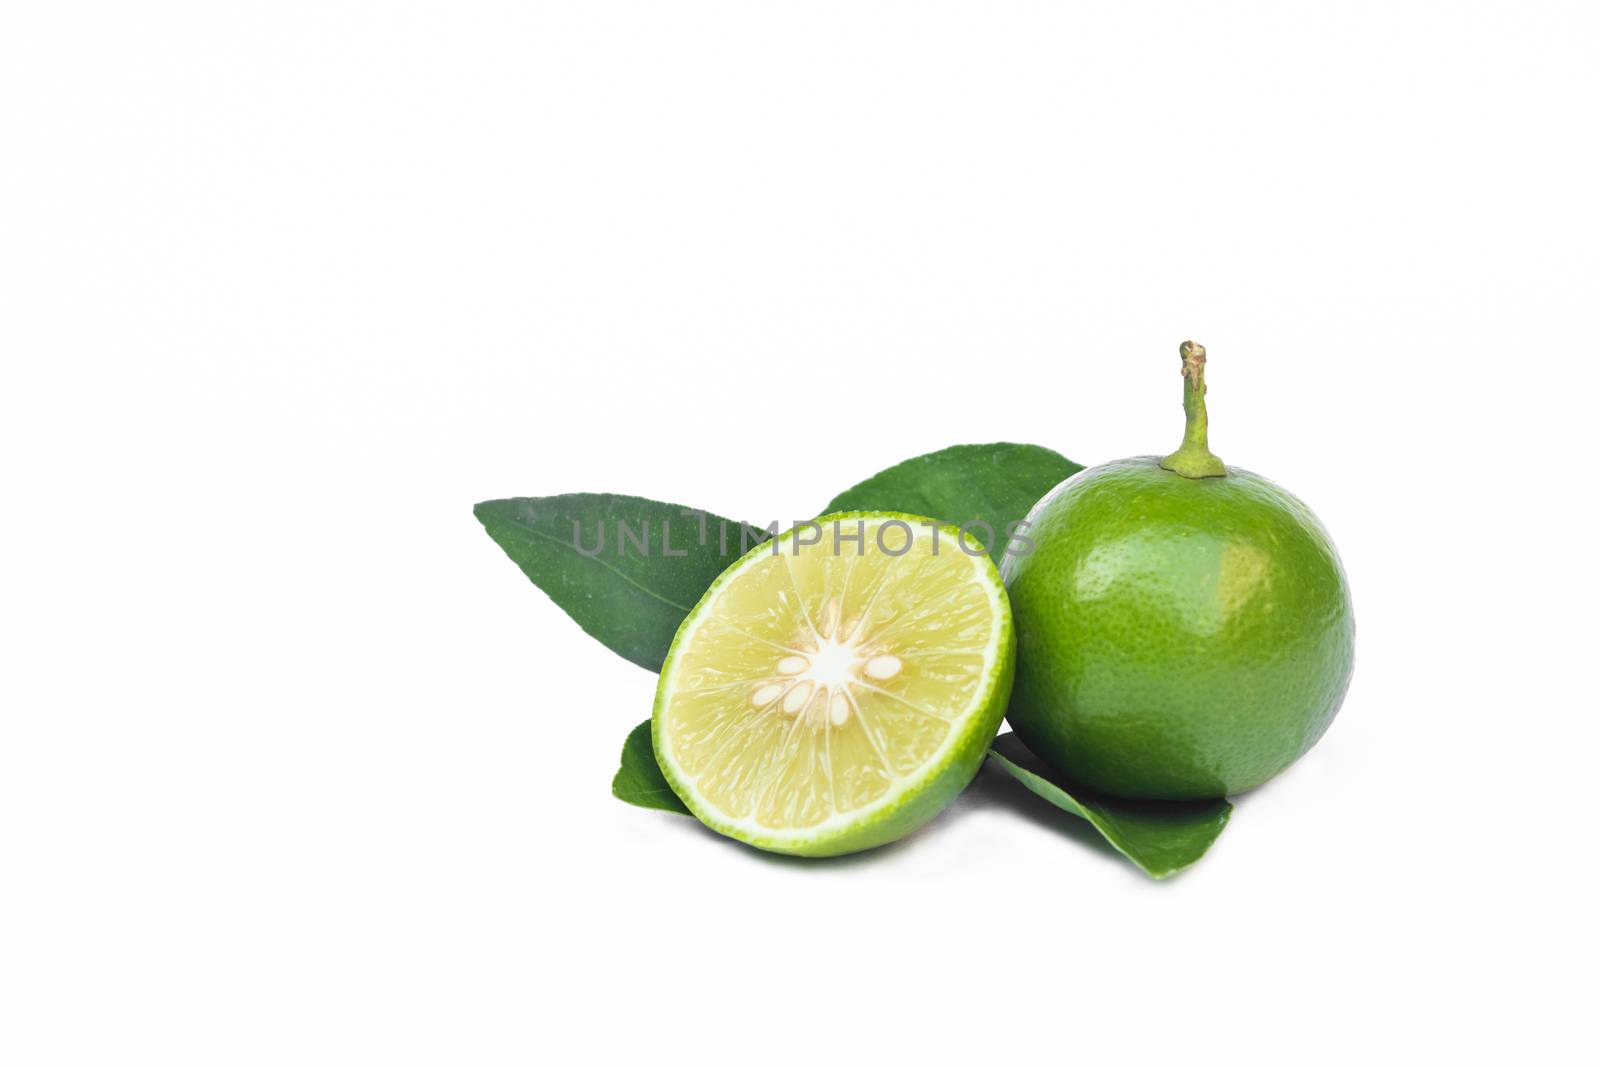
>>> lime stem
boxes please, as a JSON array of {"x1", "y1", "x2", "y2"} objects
[{"x1": 1159, "y1": 340, "x2": 1227, "y2": 479}]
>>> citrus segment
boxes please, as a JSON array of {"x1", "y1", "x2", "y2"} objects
[{"x1": 652, "y1": 513, "x2": 1014, "y2": 856}]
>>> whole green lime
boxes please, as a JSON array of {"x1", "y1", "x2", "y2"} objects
[{"x1": 1001, "y1": 342, "x2": 1354, "y2": 800}]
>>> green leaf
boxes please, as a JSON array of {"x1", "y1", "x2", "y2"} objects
[
  {"x1": 478, "y1": 446, "x2": 1082, "y2": 671},
  {"x1": 986, "y1": 733, "x2": 1231, "y2": 879},
  {"x1": 615, "y1": 725, "x2": 1231, "y2": 873},
  {"x1": 474, "y1": 494, "x2": 762, "y2": 671},
  {"x1": 612, "y1": 720, "x2": 690, "y2": 815},
  {"x1": 823, "y1": 443, "x2": 1085, "y2": 562}
]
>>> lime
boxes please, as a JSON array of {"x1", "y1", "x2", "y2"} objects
[
  {"x1": 1002, "y1": 342, "x2": 1354, "y2": 800},
  {"x1": 652, "y1": 512, "x2": 1015, "y2": 857}
]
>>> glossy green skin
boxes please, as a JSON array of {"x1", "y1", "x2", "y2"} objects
[{"x1": 1001, "y1": 457, "x2": 1354, "y2": 800}]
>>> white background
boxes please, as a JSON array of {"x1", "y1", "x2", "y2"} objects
[{"x1": 3, "y1": 3, "x2": 1596, "y2": 1063}]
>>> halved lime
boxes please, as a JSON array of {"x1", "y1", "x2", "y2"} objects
[{"x1": 652, "y1": 512, "x2": 1015, "y2": 857}]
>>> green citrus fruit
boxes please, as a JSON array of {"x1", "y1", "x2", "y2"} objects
[
  {"x1": 653, "y1": 512, "x2": 1014, "y2": 857},
  {"x1": 1001, "y1": 342, "x2": 1354, "y2": 800}
]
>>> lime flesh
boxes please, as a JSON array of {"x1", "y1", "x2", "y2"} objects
[
  {"x1": 653, "y1": 513, "x2": 1015, "y2": 857},
  {"x1": 1002, "y1": 458, "x2": 1354, "y2": 800}
]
